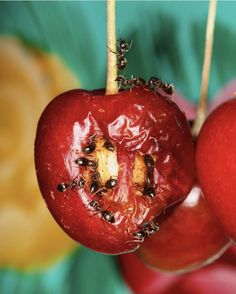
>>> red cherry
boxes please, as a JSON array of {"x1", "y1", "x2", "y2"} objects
[
  {"x1": 118, "y1": 244, "x2": 236, "y2": 294},
  {"x1": 138, "y1": 186, "x2": 230, "y2": 273},
  {"x1": 196, "y1": 98, "x2": 236, "y2": 242},
  {"x1": 166, "y1": 264, "x2": 236, "y2": 294},
  {"x1": 35, "y1": 87, "x2": 195, "y2": 254},
  {"x1": 218, "y1": 245, "x2": 236, "y2": 266},
  {"x1": 118, "y1": 252, "x2": 179, "y2": 294}
]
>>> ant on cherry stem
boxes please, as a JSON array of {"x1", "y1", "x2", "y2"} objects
[{"x1": 116, "y1": 38, "x2": 132, "y2": 71}]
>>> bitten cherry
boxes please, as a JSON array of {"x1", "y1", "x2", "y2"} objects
[
  {"x1": 196, "y1": 98, "x2": 236, "y2": 242},
  {"x1": 35, "y1": 87, "x2": 195, "y2": 254}
]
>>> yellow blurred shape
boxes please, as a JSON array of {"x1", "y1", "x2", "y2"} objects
[{"x1": 0, "y1": 37, "x2": 79, "y2": 269}]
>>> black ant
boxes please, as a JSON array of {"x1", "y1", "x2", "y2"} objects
[
  {"x1": 116, "y1": 39, "x2": 132, "y2": 71},
  {"x1": 133, "y1": 230, "x2": 146, "y2": 242},
  {"x1": 90, "y1": 180, "x2": 99, "y2": 194},
  {"x1": 115, "y1": 75, "x2": 146, "y2": 90},
  {"x1": 145, "y1": 174, "x2": 152, "y2": 187},
  {"x1": 142, "y1": 221, "x2": 159, "y2": 236},
  {"x1": 57, "y1": 176, "x2": 85, "y2": 193},
  {"x1": 160, "y1": 82, "x2": 173, "y2": 95},
  {"x1": 148, "y1": 76, "x2": 162, "y2": 91},
  {"x1": 130, "y1": 75, "x2": 146, "y2": 88},
  {"x1": 75, "y1": 157, "x2": 98, "y2": 171},
  {"x1": 144, "y1": 154, "x2": 155, "y2": 173},
  {"x1": 87, "y1": 160, "x2": 98, "y2": 171},
  {"x1": 96, "y1": 187, "x2": 107, "y2": 197},
  {"x1": 82, "y1": 134, "x2": 96, "y2": 154},
  {"x1": 90, "y1": 173, "x2": 107, "y2": 197},
  {"x1": 133, "y1": 220, "x2": 159, "y2": 241},
  {"x1": 101, "y1": 210, "x2": 115, "y2": 224},
  {"x1": 57, "y1": 182, "x2": 68, "y2": 192},
  {"x1": 89, "y1": 200, "x2": 102, "y2": 212},
  {"x1": 82, "y1": 141, "x2": 96, "y2": 154},
  {"x1": 78, "y1": 177, "x2": 86, "y2": 188},
  {"x1": 117, "y1": 55, "x2": 127, "y2": 71},
  {"x1": 148, "y1": 76, "x2": 173, "y2": 95},
  {"x1": 117, "y1": 38, "x2": 132, "y2": 54},
  {"x1": 105, "y1": 177, "x2": 117, "y2": 189},
  {"x1": 91, "y1": 172, "x2": 100, "y2": 182},
  {"x1": 88, "y1": 200, "x2": 115, "y2": 223},
  {"x1": 103, "y1": 140, "x2": 115, "y2": 152},
  {"x1": 75, "y1": 157, "x2": 89, "y2": 166},
  {"x1": 143, "y1": 154, "x2": 155, "y2": 198},
  {"x1": 90, "y1": 180, "x2": 107, "y2": 197},
  {"x1": 115, "y1": 75, "x2": 131, "y2": 88},
  {"x1": 143, "y1": 184, "x2": 155, "y2": 199}
]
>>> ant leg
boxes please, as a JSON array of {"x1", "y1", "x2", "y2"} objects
[{"x1": 107, "y1": 45, "x2": 117, "y2": 55}]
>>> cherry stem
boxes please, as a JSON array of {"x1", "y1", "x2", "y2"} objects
[
  {"x1": 192, "y1": 0, "x2": 218, "y2": 137},
  {"x1": 105, "y1": 0, "x2": 118, "y2": 95}
]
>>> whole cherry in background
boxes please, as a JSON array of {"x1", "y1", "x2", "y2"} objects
[
  {"x1": 118, "y1": 245, "x2": 236, "y2": 294},
  {"x1": 137, "y1": 185, "x2": 231, "y2": 273},
  {"x1": 196, "y1": 97, "x2": 236, "y2": 243}
]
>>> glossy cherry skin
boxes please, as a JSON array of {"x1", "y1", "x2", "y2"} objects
[
  {"x1": 138, "y1": 186, "x2": 231, "y2": 273},
  {"x1": 196, "y1": 98, "x2": 236, "y2": 242},
  {"x1": 35, "y1": 87, "x2": 195, "y2": 254}
]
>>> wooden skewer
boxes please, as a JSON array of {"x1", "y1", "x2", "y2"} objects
[
  {"x1": 105, "y1": 0, "x2": 119, "y2": 95},
  {"x1": 192, "y1": 0, "x2": 218, "y2": 137}
]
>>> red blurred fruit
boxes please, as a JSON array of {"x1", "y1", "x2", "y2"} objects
[
  {"x1": 218, "y1": 245, "x2": 236, "y2": 266},
  {"x1": 118, "y1": 252, "x2": 180, "y2": 294},
  {"x1": 118, "y1": 246, "x2": 236, "y2": 294},
  {"x1": 196, "y1": 98, "x2": 236, "y2": 242},
  {"x1": 138, "y1": 186, "x2": 230, "y2": 273},
  {"x1": 166, "y1": 264, "x2": 236, "y2": 294},
  {"x1": 35, "y1": 87, "x2": 195, "y2": 254}
]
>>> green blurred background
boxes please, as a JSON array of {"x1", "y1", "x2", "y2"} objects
[
  {"x1": 2, "y1": 1, "x2": 236, "y2": 101},
  {"x1": 1, "y1": 1, "x2": 236, "y2": 293}
]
